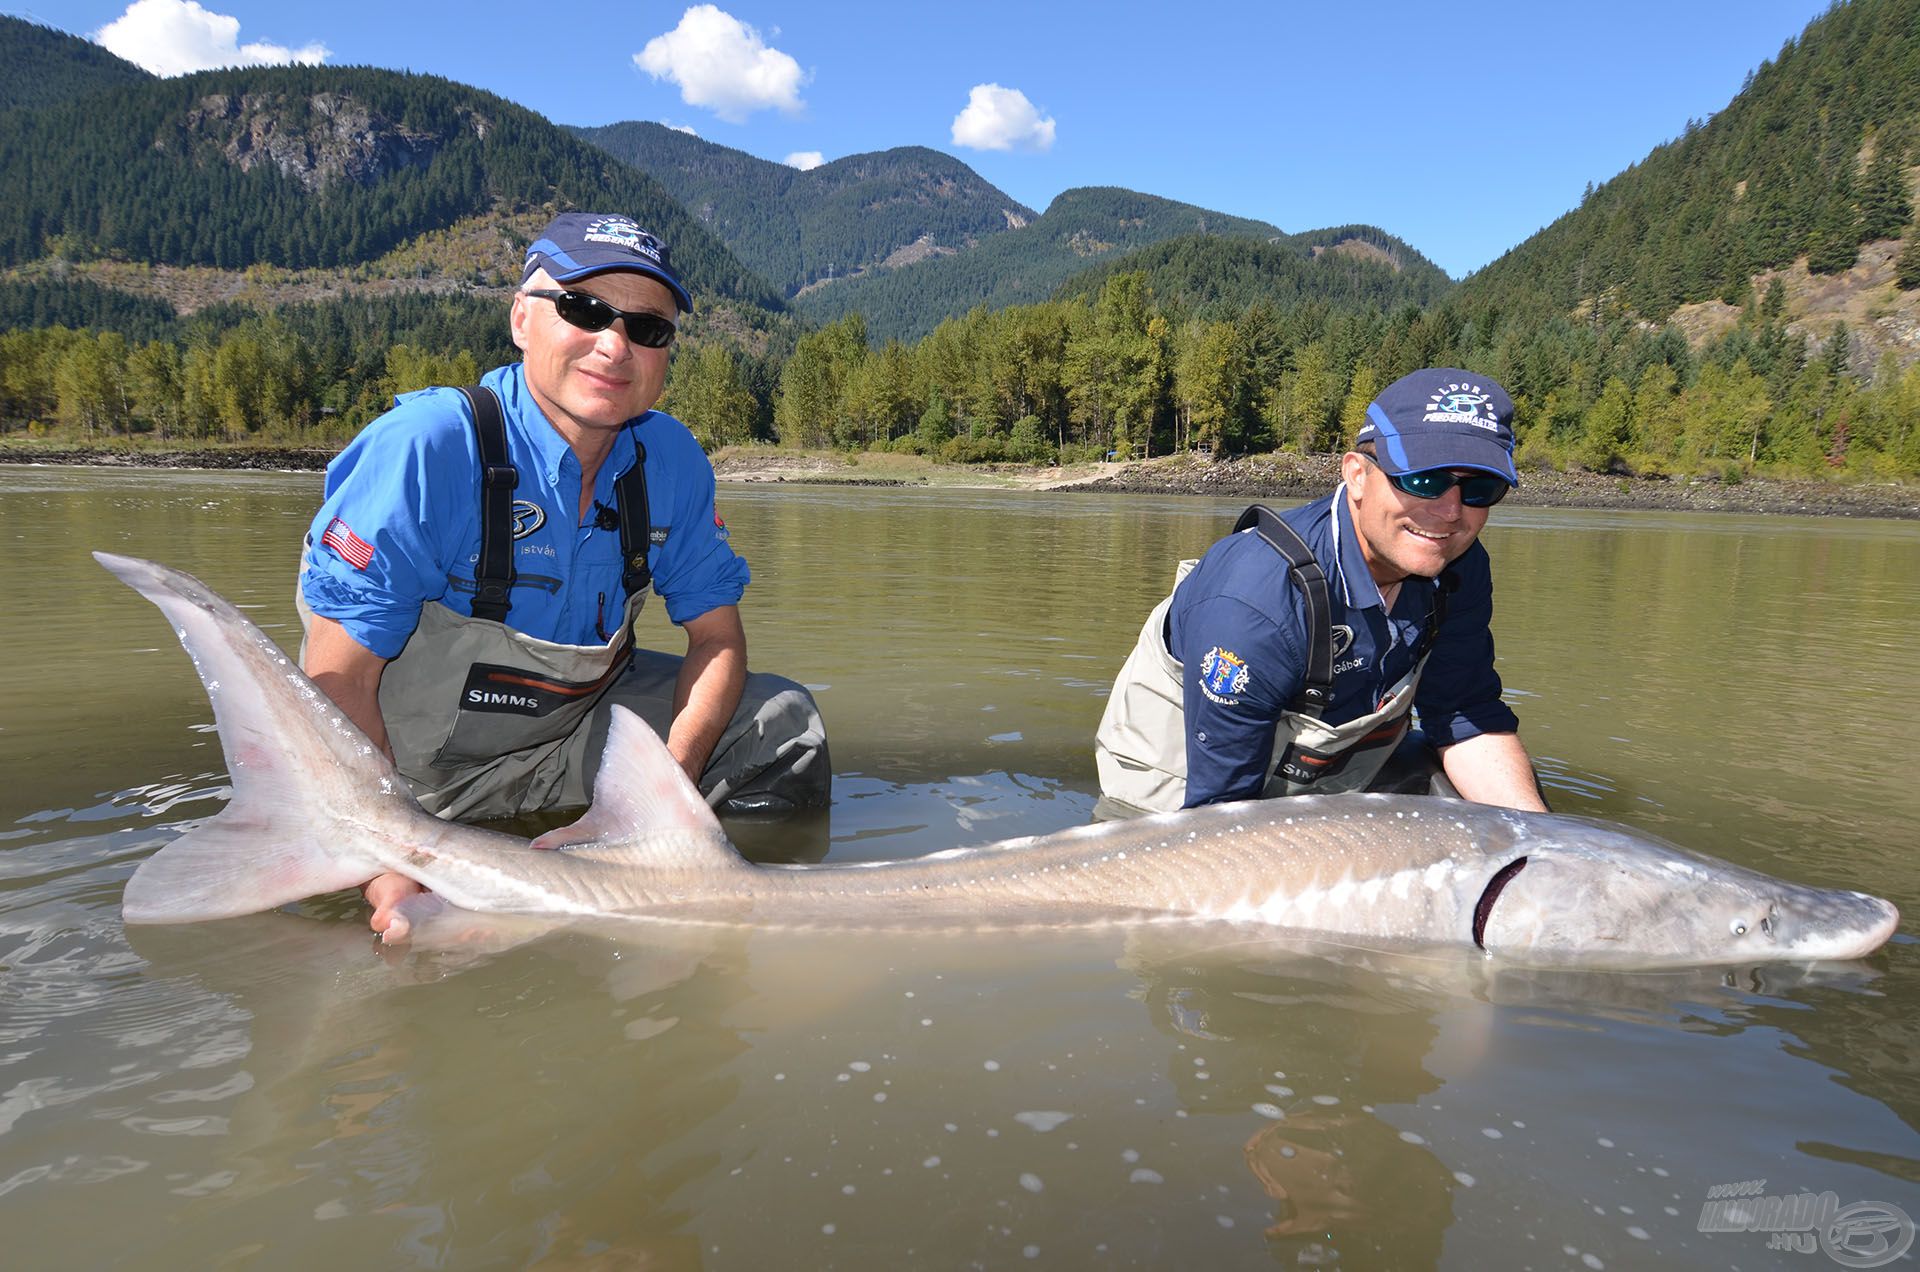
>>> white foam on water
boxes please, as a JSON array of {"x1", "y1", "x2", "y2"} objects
[{"x1": 1014, "y1": 1111, "x2": 1072, "y2": 1133}]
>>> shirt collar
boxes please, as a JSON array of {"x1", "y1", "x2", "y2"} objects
[
  {"x1": 499, "y1": 364, "x2": 644, "y2": 495},
  {"x1": 1329, "y1": 484, "x2": 1394, "y2": 612}
]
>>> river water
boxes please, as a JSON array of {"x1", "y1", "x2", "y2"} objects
[{"x1": 2, "y1": 464, "x2": 1917, "y2": 1269}]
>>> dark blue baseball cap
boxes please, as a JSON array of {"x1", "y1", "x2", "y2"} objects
[
  {"x1": 522, "y1": 212, "x2": 694, "y2": 313},
  {"x1": 1354, "y1": 368, "x2": 1518, "y2": 485}
]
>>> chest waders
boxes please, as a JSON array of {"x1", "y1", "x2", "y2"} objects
[
  {"x1": 304, "y1": 386, "x2": 655, "y2": 818},
  {"x1": 1094, "y1": 504, "x2": 1451, "y2": 815}
]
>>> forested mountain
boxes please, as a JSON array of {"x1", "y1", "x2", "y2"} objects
[
  {"x1": 3, "y1": 2, "x2": 1917, "y2": 481},
  {"x1": 570, "y1": 122, "x2": 1035, "y2": 296},
  {"x1": 0, "y1": 62, "x2": 784, "y2": 309},
  {"x1": 1056, "y1": 227, "x2": 1452, "y2": 319},
  {"x1": 0, "y1": 16, "x2": 150, "y2": 111},
  {"x1": 1459, "y1": 0, "x2": 1920, "y2": 321},
  {"x1": 792, "y1": 187, "x2": 1290, "y2": 342}
]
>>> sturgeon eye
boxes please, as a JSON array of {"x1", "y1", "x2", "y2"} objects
[{"x1": 1730, "y1": 920, "x2": 1748, "y2": 937}]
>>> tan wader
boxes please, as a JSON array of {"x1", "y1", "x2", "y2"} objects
[
  {"x1": 1094, "y1": 560, "x2": 1432, "y2": 817},
  {"x1": 299, "y1": 593, "x2": 829, "y2": 822}
]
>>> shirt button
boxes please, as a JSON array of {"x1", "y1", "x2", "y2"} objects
[{"x1": 1195, "y1": 731, "x2": 1208, "y2": 743}]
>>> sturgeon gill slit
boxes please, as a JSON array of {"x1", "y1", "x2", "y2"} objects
[{"x1": 1472, "y1": 857, "x2": 1530, "y2": 949}]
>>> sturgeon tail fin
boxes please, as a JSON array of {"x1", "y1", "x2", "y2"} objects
[
  {"x1": 95, "y1": 552, "x2": 416, "y2": 922},
  {"x1": 121, "y1": 812, "x2": 379, "y2": 923}
]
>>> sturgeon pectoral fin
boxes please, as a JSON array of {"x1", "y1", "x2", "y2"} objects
[
  {"x1": 1472, "y1": 857, "x2": 1529, "y2": 950},
  {"x1": 553, "y1": 705, "x2": 746, "y2": 872}
]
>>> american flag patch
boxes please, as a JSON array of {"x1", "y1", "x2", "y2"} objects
[{"x1": 320, "y1": 517, "x2": 375, "y2": 570}]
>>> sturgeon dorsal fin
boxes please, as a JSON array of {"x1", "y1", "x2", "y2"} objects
[{"x1": 532, "y1": 705, "x2": 745, "y2": 872}]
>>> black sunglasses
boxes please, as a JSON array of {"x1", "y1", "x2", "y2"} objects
[
  {"x1": 1360, "y1": 452, "x2": 1510, "y2": 507},
  {"x1": 521, "y1": 288, "x2": 677, "y2": 348}
]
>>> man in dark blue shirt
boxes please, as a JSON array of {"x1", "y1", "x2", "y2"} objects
[{"x1": 1096, "y1": 368, "x2": 1546, "y2": 814}]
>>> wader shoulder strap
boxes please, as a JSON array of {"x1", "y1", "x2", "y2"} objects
[
  {"x1": 458, "y1": 385, "x2": 516, "y2": 624},
  {"x1": 1232, "y1": 504, "x2": 1333, "y2": 719},
  {"x1": 613, "y1": 439, "x2": 653, "y2": 597},
  {"x1": 1412, "y1": 569, "x2": 1457, "y2": 661}
]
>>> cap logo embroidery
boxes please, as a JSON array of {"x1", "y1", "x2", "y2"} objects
[
  {"x1": 1424, "y1": 383, "x2": 1501, "y2": 432},
  {"x1": 583, "y1": 216, "x2": 662, "y2": 262}
]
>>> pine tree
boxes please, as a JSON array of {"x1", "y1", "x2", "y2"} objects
[
  {"x1": 1896, "y1": 227, "x2": 1920, "y2": 290},
  {"x1": 1857, "y1": 143, "x2": 1913, "y2": 242}
]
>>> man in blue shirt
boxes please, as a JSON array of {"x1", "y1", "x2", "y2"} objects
[
  {"x1": 301, "y1": 212, "x2": 829, "y2": 935},
  {"x1": 1095, "y1": 368, "x2": 1545, "y2": 815}
]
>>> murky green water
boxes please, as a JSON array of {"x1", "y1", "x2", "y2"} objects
[{"x1": 2, "y1": 464, "x2": 1917, "y2": 1269}]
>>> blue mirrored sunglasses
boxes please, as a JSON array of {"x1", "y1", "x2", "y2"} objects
[{"x1": 1361, "y1": 452, "x2": 1511, "y2": 507}]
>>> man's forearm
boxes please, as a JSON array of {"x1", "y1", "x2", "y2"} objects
[
  {"x1": 303, "y1": 613, "x2": 395, "y2": 760},
  {"x1": 1439, "y1": 731, "x2": 1548, "y2": 811},
  {"x1": 667, "y1": 607, "x2": 748, "y2": 784}
]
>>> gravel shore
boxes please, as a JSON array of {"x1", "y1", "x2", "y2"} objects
[
  {"x1": 7, "y1": 445, "x2": 1916, "y2": 520},
  {"x1": 1063, "y1": 452, "x2": 1920, "y2": 519}
]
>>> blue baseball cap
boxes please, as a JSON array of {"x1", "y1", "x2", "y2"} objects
[
  {"x1": 1354, "y1": 368, "x2": 1518, "y2": 485},
  {"x1": 522, "y1": 212, "x2": 694, "y2": 313}
]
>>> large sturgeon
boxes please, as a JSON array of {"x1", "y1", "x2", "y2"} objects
[{"x1": 97, "y1": 552, "x2": 1899, "y2": 967}]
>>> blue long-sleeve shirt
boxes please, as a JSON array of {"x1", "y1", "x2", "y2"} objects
[
  {"x1": 301, "y1": 362, "x2": 748, "y2": 657},
  {"x1": 1168, "y1": 490, "x2": 1518, "y2": 806}
]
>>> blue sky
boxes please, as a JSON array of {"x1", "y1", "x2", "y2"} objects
[{"x1": 15, "y1": 0, "x2": 1837, "y2": 278}]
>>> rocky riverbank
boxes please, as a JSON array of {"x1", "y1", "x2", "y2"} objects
[
  {"x1": 0, "y1": 444, "x2": 334, "y2": 472},
  {"x1": 6, "y1": 443, "x2": 1916, "y2": 519},
  {"x1": 1062, "y1": 452, "x2": 1920, "y2": 519}
]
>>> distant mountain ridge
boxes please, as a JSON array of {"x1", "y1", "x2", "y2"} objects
[
  {"x1": 1057, "y1": 226, "x2": 1453, "y2": 319},
  {"x1": 569, "y1": 121, "x2": 1036, "y2": 295},
  {"x1": 790, "y1": 186, "x2": 1297, "y2": 342},
  {"x1": 0, "y1": 58, "x2": 784, "y2": 311},
  {"x1": 0, "y1": 15, "x2": 150, "y2": 111}
]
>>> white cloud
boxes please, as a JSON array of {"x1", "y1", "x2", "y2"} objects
[
  {"x1": 93, "y1": 0, "x2": 328, "y2": 76},
  {"x1": 634, "y1": 5, "x2": 806, "y2": 124},
  {"x1": 784, "y1": 151, "x2": 824, "y2": 171},
  {"x1": 664, "y1": 122, "x2": 699, "y2": 136},
  {"x1": 950, "y1": 83, "x2": 1056, "y2": 153}
]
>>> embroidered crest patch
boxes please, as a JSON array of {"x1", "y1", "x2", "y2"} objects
[{"x1": 1198, "y1": 646, "x2": 1251, "y2": 705}]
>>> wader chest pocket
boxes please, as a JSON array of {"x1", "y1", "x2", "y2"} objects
[{"x1": 432, "y1": 660, "x2": 621, "y2": 769}]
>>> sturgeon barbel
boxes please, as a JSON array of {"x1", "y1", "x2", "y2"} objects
[{"x1": 98, "y1": 552, "x2": 1899, "y2": 968}]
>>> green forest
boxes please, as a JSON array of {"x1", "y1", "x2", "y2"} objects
[
  {"x1": 1459, "y1": 0, "x2": 1920, "y2": 318},
  {"x1": 0, "y1": 61, "x2": 784, "y2": 310},
  {"x1": 7, "y1": 261, "x2": 1918, "y2": 480},
  {"x1": 2, "y1": 2, "x2": 1919, "y2": 481}
]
